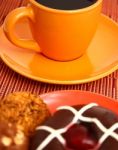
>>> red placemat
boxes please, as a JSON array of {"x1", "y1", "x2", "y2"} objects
[{"x1": 0, "y1": 0, "x2": 118, "y2": 99}]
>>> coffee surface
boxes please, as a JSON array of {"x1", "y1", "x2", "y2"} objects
[{"x1": 35, "y1": 0, "x2": 97, "y2": 10}]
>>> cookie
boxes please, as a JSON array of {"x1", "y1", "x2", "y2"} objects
[{"x1": 0, "y1": 92, "x2": 50, "y2": 136}]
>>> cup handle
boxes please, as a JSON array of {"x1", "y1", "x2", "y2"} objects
[{"x1": 3, "y1": 7, "x2": 40, "y2": 52}]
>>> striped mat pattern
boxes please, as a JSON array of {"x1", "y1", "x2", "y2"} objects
[{"x1": 0, "y1": 0, "x2": 118, "y2": 99}]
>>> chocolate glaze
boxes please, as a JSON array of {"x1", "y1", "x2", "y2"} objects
[{"x1": 30, "y1": 105, "x2": 118, "y2": 150}]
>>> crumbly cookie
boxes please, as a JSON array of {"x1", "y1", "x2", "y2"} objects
[{"x1": 0, "y1": 92, "x2": 50, "y2": 137}]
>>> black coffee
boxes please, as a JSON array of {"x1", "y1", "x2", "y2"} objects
[{"x1": 35, "y1": 0, "x2": 97, "y2": 10}]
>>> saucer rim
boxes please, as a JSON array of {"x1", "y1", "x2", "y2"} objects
[
  {"x1": 40, "y1": 89, "x2": 116, "y2": 102},
  {"x1": 1, "y1": 55, "x2": 118, "y2": 84},
  {"x1": 0, "y1": 14, "x2": 118, "y2": 85},
  {"x1": 40, "y1": 90, "x2": 118, "y2": 114}
]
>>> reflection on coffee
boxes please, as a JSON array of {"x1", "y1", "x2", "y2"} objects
[{"x1": 35, "y1": 0, "x2": 97, "y2": 10}]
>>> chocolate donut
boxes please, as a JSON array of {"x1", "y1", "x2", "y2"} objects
[{"x1": 30, "y1": 103, "x2": 118, "y2": 150}]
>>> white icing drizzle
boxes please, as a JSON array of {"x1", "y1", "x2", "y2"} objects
[
  {"x1": 57, "y1": 103, "x2": 98, "y2": 124},
  {"x1": 36, "y1": 103, "x2": 118, "y2": 150},
  {"x1": 99, "y1": 123, "x2": 118, "y2": 144},
  {"x1": 36, "y1": 127, "x2": 66, "y2": 150}
]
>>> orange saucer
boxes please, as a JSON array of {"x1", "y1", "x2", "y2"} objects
[{"x1": 0, "y1": 14, "x2": 118, "y2": 84}]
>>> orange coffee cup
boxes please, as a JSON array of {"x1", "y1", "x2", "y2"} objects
[{"x1": 3, "y1": 0, "x2": 102, "y2": 61}]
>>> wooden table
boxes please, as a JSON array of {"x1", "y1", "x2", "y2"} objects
[{"x1": 0, "y1": 0, "x2": 118, "y2": 99}]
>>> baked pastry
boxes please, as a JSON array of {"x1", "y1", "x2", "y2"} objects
[
  {"x1": 0, "y1": 120, "x2": 28, "y2": 150},
  {"x1": 0, "y1": 92, "x2": 50, "y2": 137},
  {"x1": 30, "y1": 103, "x2": 118, "y2": 150}
]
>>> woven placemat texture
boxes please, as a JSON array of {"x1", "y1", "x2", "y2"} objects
[{"x1": 0, "y1": 0, "x2": 118, "y2": 99}]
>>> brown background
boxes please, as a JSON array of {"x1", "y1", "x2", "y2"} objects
[{"x1": 0, "y1": 0, "x2": 118, "y2": 99}]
